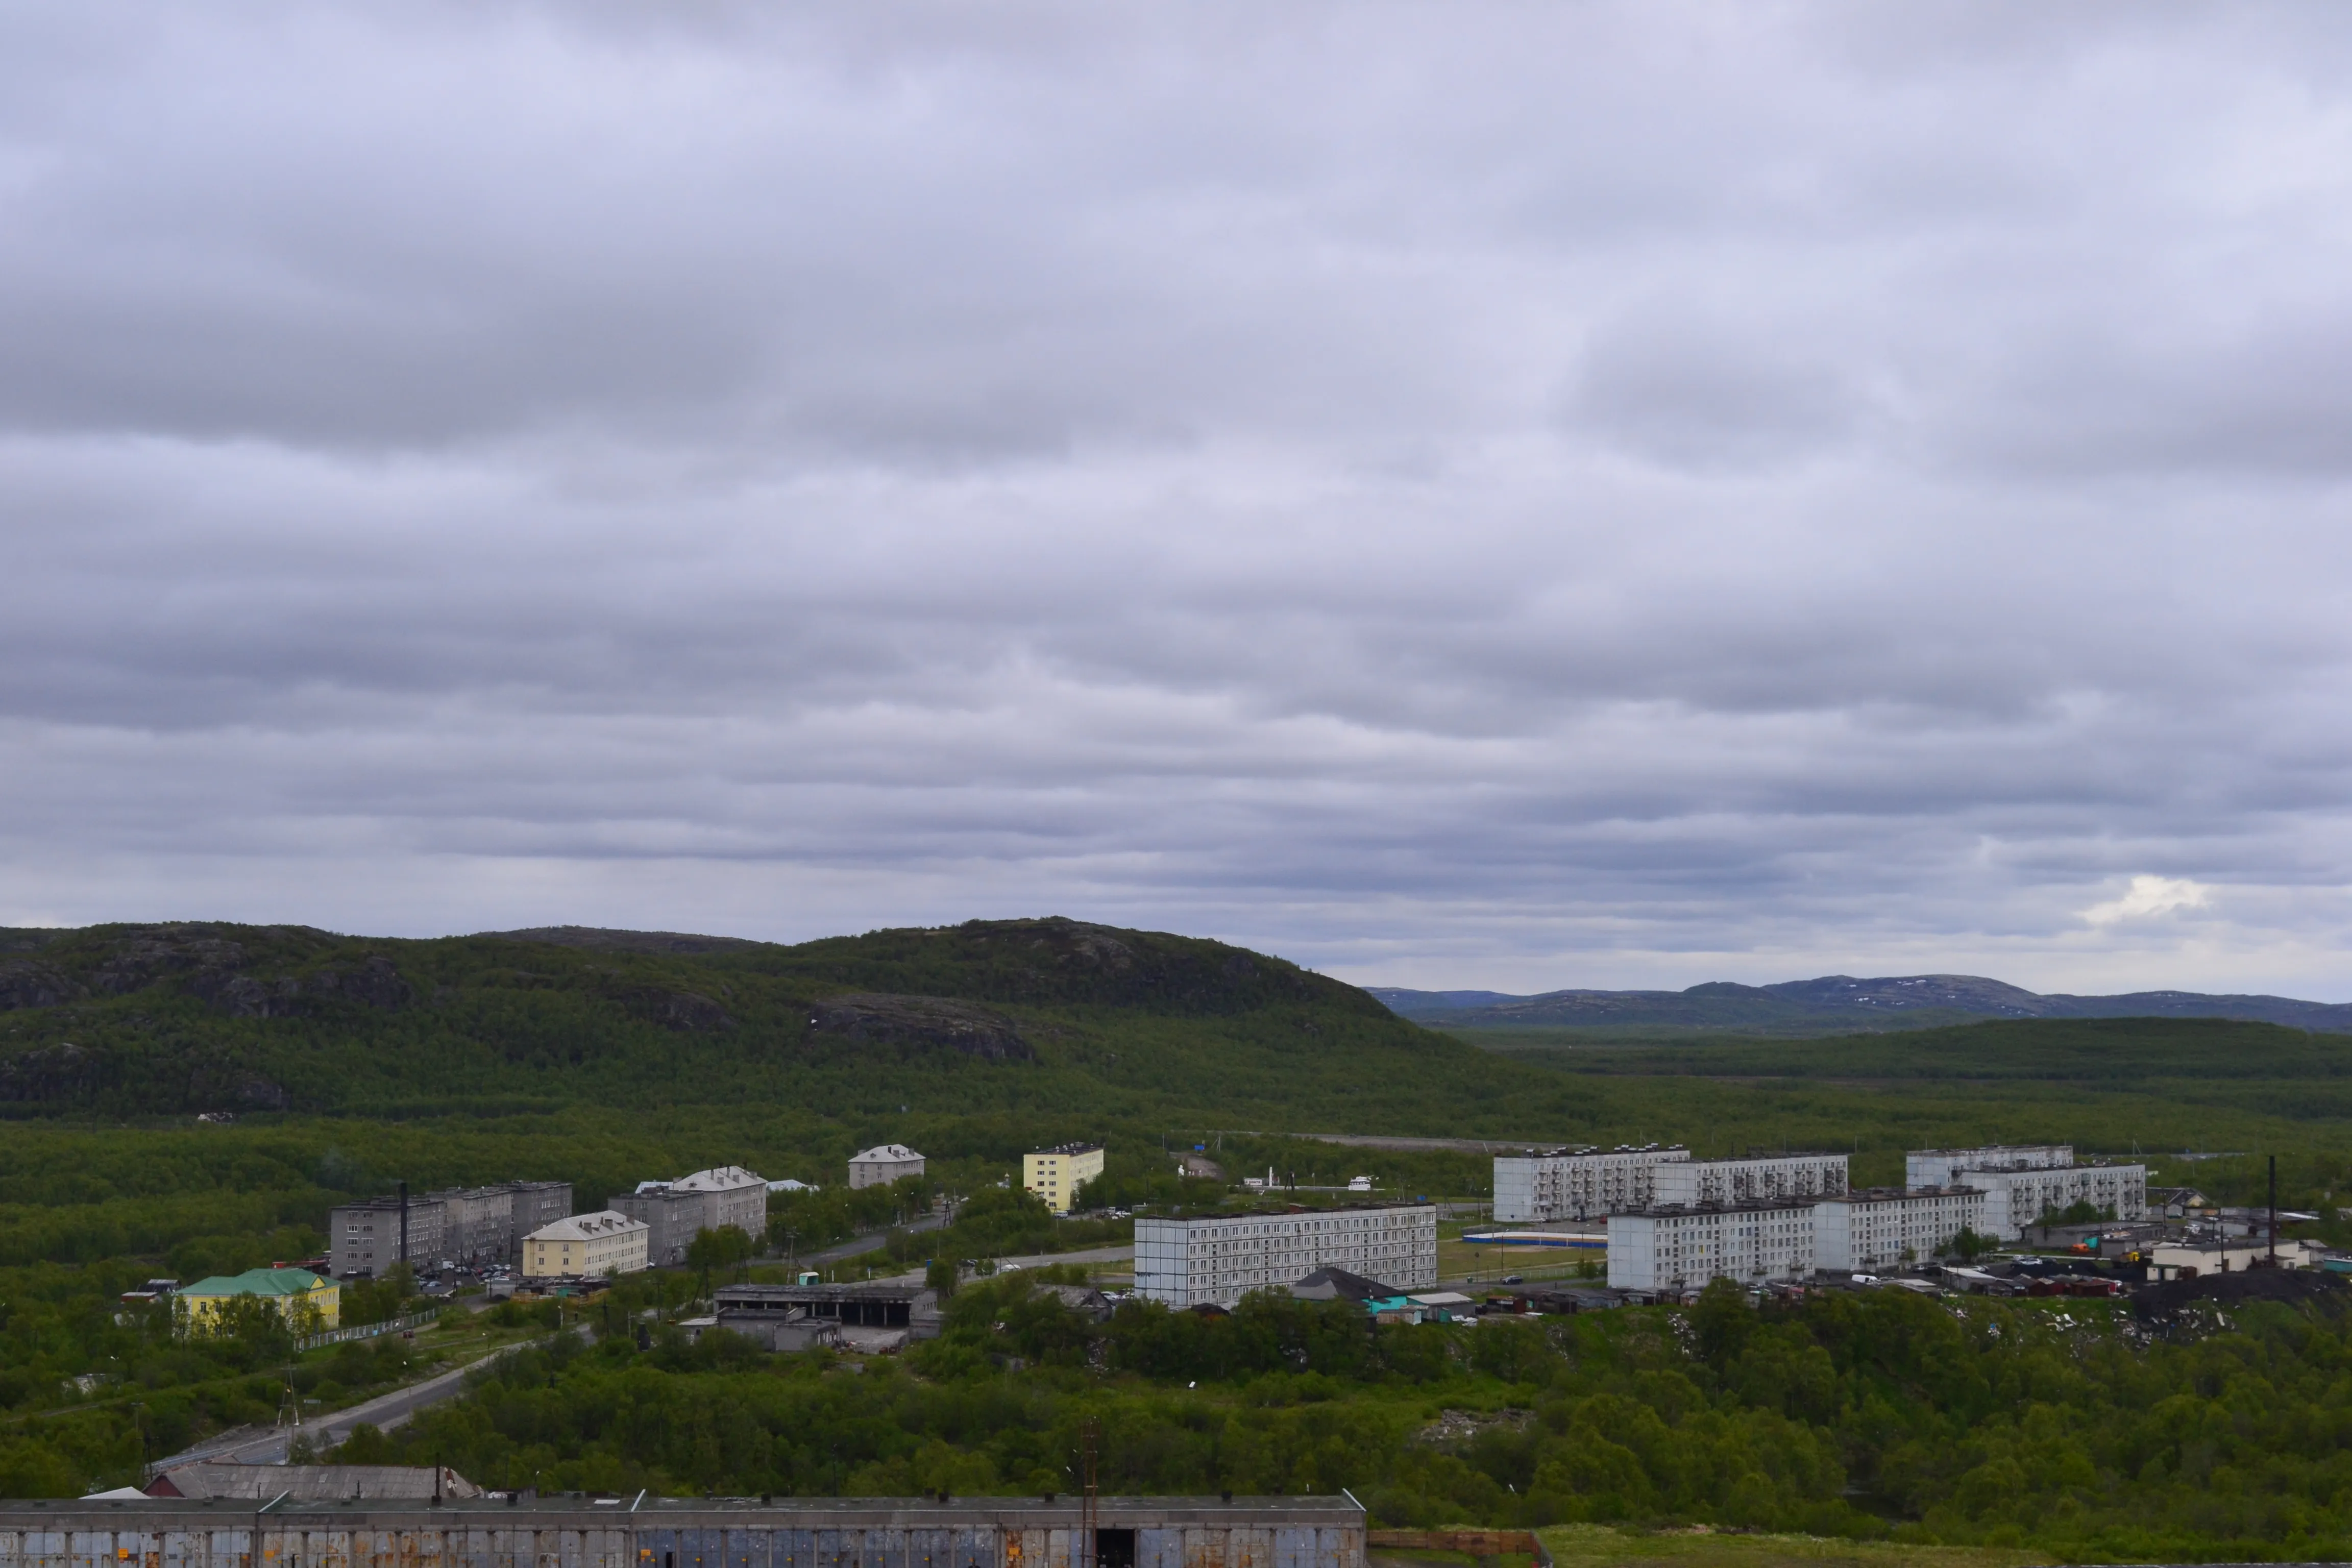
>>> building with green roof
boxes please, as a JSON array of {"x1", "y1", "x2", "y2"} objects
[{"x1": 176, "y1": 1267, "x2": 339, "y2": 1334}]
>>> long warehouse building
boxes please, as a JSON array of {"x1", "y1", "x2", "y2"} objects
[{"x1": 0, "y1": 1497, "x2": 1365, "y2": 1568}]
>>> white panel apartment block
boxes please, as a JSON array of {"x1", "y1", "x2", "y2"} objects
[
  {"x1": 1649, "y1": 1154, "x2": 1850, "y2": 1208},
  {"x1": 1814, "y1": 1187, "x2": 1987, "y2": 1272},
  {"x1": 1904, "y1": 1145, "x2": 2073, "y2": 1188},
  {"x1": 1968, "y1": 1164, "x2": 2148, "y2": 1237},
  {"x1": 1134, "y1": 1205, "x2": 1439, "y2": 1308},
  {"x1": 1490, "y1": 1145, "x2": 1690, "y2": 1222},
  {"x1": 1606, "y1": 1200, "x2": 1817, "y2": 1294}
]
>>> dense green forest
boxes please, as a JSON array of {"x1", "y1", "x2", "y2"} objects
[{"x1": 331, "y1": 1270, "x2": 2352, "y2": 1563}]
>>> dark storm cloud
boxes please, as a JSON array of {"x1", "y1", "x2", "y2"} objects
[{"x1": 4, "y1": 1, "x2": 2352, "y2": 993}]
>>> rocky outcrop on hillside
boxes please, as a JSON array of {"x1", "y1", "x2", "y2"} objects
[
  {"x1": 620, "y1": 987, "x2": 736, "y2": 1032},
  {"x1": 0, "y1": 961, "x2": 85, "y2": 1011},
  {"x1": 809, "y1": 993, "x2": 1033, "y2": 1061},
  {"x1": 7, "y1": 926, "x2": 420, "y2": 1019},
  {"x1": 301, "y1": 955, "x2": 414, "y2": 1011}
]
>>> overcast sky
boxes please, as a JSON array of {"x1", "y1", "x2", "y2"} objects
[{"x1": 5, "y1": 3, "x2": 2351, "y2": 995}]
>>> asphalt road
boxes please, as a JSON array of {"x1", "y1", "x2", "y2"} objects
[
  {"x1": 869, "y1": 1243, "x2": 1135, "y2": 1286},
  {"x1": 789, "y1": 1209, "x2": 950, "y2": 1270},
  {"x1": 154, "y1": 1335, "x2": 567, "y2": 1470}
]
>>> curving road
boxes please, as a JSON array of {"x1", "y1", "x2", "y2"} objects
[{"x1": 153, "y1": 1336, "x2": 562, "y2": 1471}]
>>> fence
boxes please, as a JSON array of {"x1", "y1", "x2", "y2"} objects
[
  {"x1": 296, "y1": 1308, "x2": 440, "y2": 1352},
  {"x1": 1368, "y1": 1531, "x2": 1551, "y2": 1566}
]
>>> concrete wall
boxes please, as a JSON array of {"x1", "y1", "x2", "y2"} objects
[{"x1": 0, "y1": 1500, "x2": 1362, "y2": 1568}]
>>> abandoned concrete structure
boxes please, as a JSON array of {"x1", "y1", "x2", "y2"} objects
[
  {"x1": 0, "y1": 1494, "x2": 1366, "y2": 1568},
  {"x1": 710, "y1": 1282, "x2": 945, "y2": 1351}
]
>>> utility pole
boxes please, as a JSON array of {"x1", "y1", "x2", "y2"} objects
[
  {"x1": 1080, "y1": 1418, "x2": 1100, "y2": 1568},
  {"x1": 2269, "y1": 1155, "x2": 2279, "y2": 1267}
]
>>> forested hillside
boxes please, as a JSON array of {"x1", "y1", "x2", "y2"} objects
[{"x1": 0, "y1": 917, "x2": 1552, "y2": 1130}]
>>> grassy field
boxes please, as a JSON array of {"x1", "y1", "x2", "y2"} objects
[
  {"x1": 1438, "y1": 1236, "x2": 1601, "y2": 1286},
  {"x1": 1534, "y1": 1527, "x2": 2051, "y2": 1568}
]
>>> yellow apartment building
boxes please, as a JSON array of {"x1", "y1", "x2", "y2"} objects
[
  {"x1": 1022, "y1": 1143, "x2": 1105, "y2": 1215},
  {"x1": 523, "y1": 1210, "x2": 650, "y2": 1279}
]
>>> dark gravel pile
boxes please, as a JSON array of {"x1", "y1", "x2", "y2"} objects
[{"x1": 2132, "y1": 1266, "x2": 2346, "y2": 1321}]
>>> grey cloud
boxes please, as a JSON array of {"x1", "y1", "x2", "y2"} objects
[
  {"x1": 5, "y1": 3, "x2": 2352, "y2": 994},
  {"x1": 1563, "y1": 307, "x2": 1873, "y2": 471}
]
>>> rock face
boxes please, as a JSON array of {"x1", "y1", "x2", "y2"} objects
[
  {"x1": 22, "y1": 927, "x2": 421, "y2": 1018},
  {"x1": 808, "y1": 993, "x2": 1033, "y2": 1061},
  {"x1": 184, "y1": 969, "x2": 304, "y2": 1018},
  {"x1": 621, "y1": 988, "x2": 736, "y2": 1033},
  {"x1": 303, "y1": 955, "x2": 414, "y2": 1011},
  {"x1": 0, "y1": 962, "x2": 84, "y2": 1011},
  {"x1": 93, "y1": 928, "x2": 253, "y2": 996}
]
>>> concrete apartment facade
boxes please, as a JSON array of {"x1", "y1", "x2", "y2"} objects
[
  {"x1": 1606, "y1": 1200, "x2": 1819, "y2": 1293},
  {"x1": 848, "y1": 1144, "x2": 926, "y2": 1189},
  {"x1": 523, "y1": 1210, "x2": 650, "y2": 1279},
  {"x1": 1023, "y1": 1143, "x2": 1105, "y2": 1215},
  {"x1": 1814, "y1": 1187, "x2": 1987, "y2": 1272},
  {"x1": 1591, "y1": 1142, "x2": 2153, "y2": 1290},
  {"x1": 331, "y1": 1182, "x2": 574, "y2": 1277},
  {"x1": 327, "y1": 1196, "x2": 447, "y2": 1279},
  {"x1": 418, "y1": 1181, "x2": 575, "y2": 1267},
  {"x1": 1649, "y1": 1154, "x2": 1850, "y2": 1207},
  {"x1": 611, "y1": 1186, "x2": 704, "y2": 1267},
  {"x1": 1904, "y1": 1145, "x2": 2146, "y2": 1237},
  {"x1": 1134, "y1": 1203, "x2": 1439, "y2": 1308},
  {"x1": 1970, "y1": 1163, "x2": 2149, "y2": 1237},
  {"x1": 1905, "y1": 1145, "x2": 2075, "y2": 1187},
  {"x1": 1491, "y1": 1144, "x2": 1690, "y2": 1222},
  {"x1": 675, "y1": 1166, "x2": 769, "y2": 1234},
  {"x1": 614, "y1": 1166, "x2": 769, "y2": 1265}
]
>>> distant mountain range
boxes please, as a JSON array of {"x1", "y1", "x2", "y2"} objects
[{"x1": 1367, "y1": 973, "x2": 2352, "y2": 1035}]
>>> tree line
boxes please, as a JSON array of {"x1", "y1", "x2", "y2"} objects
[{"x1": 321, "y1": 1272, "x2": 2352, "y2": 1562}]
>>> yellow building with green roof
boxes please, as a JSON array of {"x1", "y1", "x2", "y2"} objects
[{"x1": 176, "y1": 1267, "x2": 340, "y2": 1334}]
